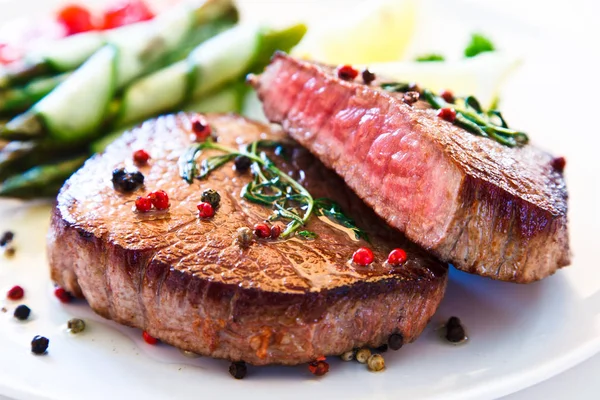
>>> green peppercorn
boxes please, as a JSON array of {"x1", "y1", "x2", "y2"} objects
[
  {"x1": 67, "y1": 318, "x2": 86, "y2": 334},
  {"x1": 340, "y1": 350, "x2": 355, "y2": 361},
  {"x1": 355, "y1": 348, "x2": 371, "y2": 364},
  {"x1": 236, "y1": 227, "x2": 253, "y2": 248},
  {"x1": 367, "y1": 354, "x2": 385, "y2": 372},
  {"x1": 201, "y1": 189, "x2": 221, "y2": 209}
]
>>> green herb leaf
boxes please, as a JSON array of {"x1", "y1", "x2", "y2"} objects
[
  {"x1": 297, "y1": 230, "x2": 318, "y2": 239},
  {"x1": 415, "y1": 53, "x2": 445, "y2": 62},
  {"x1": 380, "y1": 82, "x2": 411, "y2": 93},
  {"x1": 315, "y1": 198, "x2": 369, "y2": 241},
  {"x1": 464, "y1": 33, "x2": 495, "y2": 58}
]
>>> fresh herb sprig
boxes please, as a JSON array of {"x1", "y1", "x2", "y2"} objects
[
  {"x1": 381, "y1": 83, "x2": 528, "y2": 147},
  {"x1": 179, "y1": 139, "x2": 368, "y2": 240}
]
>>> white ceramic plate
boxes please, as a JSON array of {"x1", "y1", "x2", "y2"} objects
[{"x1": 1, "y1": 1, "x2": 599, "y2": 399}]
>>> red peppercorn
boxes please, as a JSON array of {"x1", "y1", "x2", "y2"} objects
[
  {"x1": 254, "y1": 223, "x2": 271, "y2": 239},
  {"x1": 353, "y1": 247, "x2": 374, "y2": 266},
  {"x1": 57, "y1": 4, "x2": 95, "y2": 36},
  {"x1": 437, "y1": 107, "x2": 457, "y2": 123},
  {"x1": 133, "y1": 149, "x2": 150, "y2": 165},
  {"x1": 197, "y1": 202, "x2": 215, "y2": 218},
  {"x1": 552, "y1": 156, "x2": 566, "y2": 173},
  {"x1": 142, "y1": 331, "x2": 158, "y2": 345},
  {"x1": 308, "y1": 358, "x2": 330, "y2": 376},
  {"x1": 440, "y1": 89, "x2": 455, "y2": 103},
  {"x1": 270, "y1": 225, "x2": 282, "y2": 239},
  {"x1": 148, "y1": 190, "x2": 169, "y2": 210},
  {"x1": 54, "y1": 287, "x2": 72, "y2": 303},
  {"x1": 387, "y1": 248, "x2": 407, "y2": 265},
  {"x1": 337, "y1": 65, "x2": 359, "y2": 81},
  {"x1": 190, "y1": 115, "x2": 212, "y2": 142},
  {"x1": 135, "y1": 196, "x2": 152, "y2": 212},
  {"x1": 7, "y1": 285, "x2": 24, "y2": 300}
]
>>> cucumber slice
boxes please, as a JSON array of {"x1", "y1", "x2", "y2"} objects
[
  {"x1": 34, "y1": 46, "x2": 117, "y2": 141},
  {"x1": 188, "y1": 24, "x2": 261, "y2": 99},
  {"x1": 28, "y1": 32, "x2": 106, "y2": 72},
  {"x1": 184, "y1": 83, "x2": 248, "y2": 114}
]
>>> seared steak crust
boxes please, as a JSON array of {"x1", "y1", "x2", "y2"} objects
[
  {"x1": 48, "y1": 114, "x2": 447, "y2": 365},
  {"x1": 251, "y1": 53, "x2": 570, "y2": 283}
]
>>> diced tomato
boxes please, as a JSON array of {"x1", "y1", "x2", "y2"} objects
[
  {"x1": 57, "y1": 4, "x2": 95, "y2": 35},
  {"x1": 101, "y1": 0, "x2": 154, "y2": 30}
]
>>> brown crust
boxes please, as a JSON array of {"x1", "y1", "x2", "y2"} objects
[
  {"x1": 252, "y1": 53, "x2": 570, "y2": 283},
  {"x1": 47, "y1": 114, "x2": 448, "y2": 365}
]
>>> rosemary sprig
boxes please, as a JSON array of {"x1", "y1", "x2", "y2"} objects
[
  {"x1": 381, "y1": 83, "x2": 529, "y2": 147},
  {"x1": 179, "y1": 139, "x2": 368, "y2": 240}
]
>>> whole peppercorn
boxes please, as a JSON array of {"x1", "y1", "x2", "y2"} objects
[
  {"x1": 142, "y1": 331, "x2": 158, "y2": 345},
  {"x1": 14, "y1": 304, "x2": 31, "y2": 321},
  {"x1": 7, "y1": 285, "x2": 24, "y2": 300},
  {"x1": 440, "y1": 89, "x2": 455, "y2": 103},
  {"x1": 352, "y1": 247, "x2": 374, "y2": 266},
  {"x1": 254, "y1": 223, "x2": 271, "y2": 239},
  {"x1": 201, "y1": 189, "x2": 221, "y2": 209},
  {"x1": 135, "y1": 196, "x2": 152, "y2": 213},
  {"x1": 362, "y1": 69, "x2": 376, "y2": 85},
  {"x1": 0, "y1": 231, "x2": 14, "y2": 246},
  {"x1": 337, "y1": 65, "x2": 359, "y2": 81},
  {"x1": 270, "y1": 225, "x2": 282, "y2": 239},
  {"x1": 340, "y1": 350, "x2": 355, "y2": 361},
  {"x1": 445, "y1": 316, "x2": 467, "y2": 343},
  {"x1": 148, "y1": 190, "x2": 169, "y2": 211},
  {"x1": 54, "y1": 287, "x2": 73, "y2": 303},
  {"x1": 355, "y1": 348, "x2": 371, "y2": 364},
  {"x1": 190, "y1": 115, "x2": 212, "y2": 142},
  {"x1": 31, "y1": 335, "x2": 49, "y2": 355},
  {"x1": 197, "y1": 202, "x2": 215, "y2": 219},
  {"x1": 4, "y1": 246, "x2": 16, "y2": 257},
  {"x1": 236, "y1": 227, "x2": 253, "y2": 248},
  {"x1": 367, "y1": 354, "x2": 385, "y2": 372},
  {"x1": 308, "y1": 357, "x2": 329, "y2": 376},
  {"x1": 387, "y1": 248, "x2": 407, "y2": 266},
  {"x1": 402, "y1": 91, "x2": 420, "y2": 106},
  {"x1": 388, "y1": 333, "x2": 404, "y2": 350},
  {"x1": 112, "y1": 168, "x2": 144, "y2": 192},
  {"x1": 229, "y1": 361, "x2": 247, "y2": 379},
  {"x1": 437, "y1": 107, "x2": 457, "y2": 123},
  {"x1": 552, "y1": 156, "x2": 566, "y2": 173},
  {"x1": 234, "y1": 155, "x2": 252, "y2": 173},
  {"x1": 133, "y1": 149, "x2": 150, "y2": 165},
  {"x1": 375, "y1": 344, "x2": 388, "y2": 353},
  {"x1": 67, "y1": 318, "x2": 86, "y2": 334}
]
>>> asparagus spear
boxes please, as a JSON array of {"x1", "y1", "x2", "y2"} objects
[
  {"x1": 116, "y1": 23, "x2": 306, "y2": 126},
  {"x1": 0, "y1": 74, "x2": 69, "y2": 115},
  {"x1": 0, "y1": 155, "x2": 86, "y2": 198},
  {"x1": 0, "y1": 0, "x2": 238, "y2": 89}
]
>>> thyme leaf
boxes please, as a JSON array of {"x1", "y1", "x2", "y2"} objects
[{"x1": 179, "y1": 139, "x2": 368, "y2": 240}]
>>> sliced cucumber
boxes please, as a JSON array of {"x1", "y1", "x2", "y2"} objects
[
  {"x1": 184, "y1": 82, "x2": 248, "y2": 114},
  {"x1": 28, "y1": 32, "x2": 106, "y2": 72},
  {"x1": 34, "y1": 45, "x2": 117, "y2": 141},
  {"x1": 188, "y1": 24, "x2": 261, "y2": 99}
]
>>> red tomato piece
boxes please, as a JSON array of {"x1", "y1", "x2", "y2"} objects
[
  {"x1": 57, "y1": 4, "x2": 95, "y2": 35},
  {"x1": 102, "y1": 0, "x2": 154, "y2": 30}
]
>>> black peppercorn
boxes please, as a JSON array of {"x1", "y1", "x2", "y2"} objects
[
  {"x1": 229, "y1": 361, "x2": 247, "y2": 379},
  {"x1": 388, "y1": 333, "x2": 404, "y2": 350},
  {"x1": 31, "y1": 335, "x2": 49, "y2": 355},
  {"x1": 375, "y1": 344, "x2": 388, "y2": 353},
  {"x1": 0, "y1": 231, "x2": 14, "y2": 247},
  {"x1": 362, "y1": 69, "x2": 376, "y2": 85},
  {"x1": 402, "y1": 91, "x2": 420, "y2": 106},
  {"x1": 14, "y1": 304, "x2": 31, "y2": 321},
  {"x1": 234, "y1": 156, "x2": 252, "y2": 173},
  {"x1": 111, "y1": 168, "x2": 144, "y2": 192},
  {"x1": 445, "y1": 316, "x2": 466, "y2": 343},
  {"x1": 201, "y1": 189, "x2": 221, "y2": 209}
]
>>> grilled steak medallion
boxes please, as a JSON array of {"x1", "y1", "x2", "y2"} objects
[
  {"x1": 47, "y1": 114, "x2": 447, "y2": 365},
  {"x1": 251, "y1": 53, "x2": 570, "y2": 283}
]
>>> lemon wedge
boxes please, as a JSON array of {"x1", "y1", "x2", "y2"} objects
[
  {"x1": 361, "y1": 52, "x2": 521, "y2": 108},
  {"x1": 292, "y1": 0, "x2": 417, "y2": 64}
]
